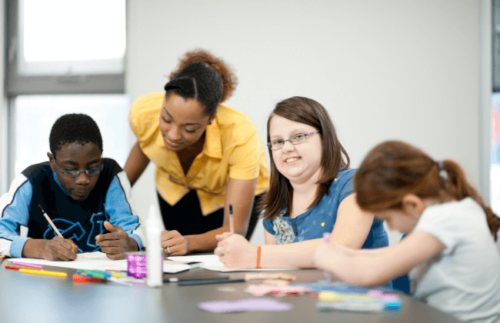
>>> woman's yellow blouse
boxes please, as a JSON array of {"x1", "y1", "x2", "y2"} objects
[{"x1": 129, "y1": 92, "x2": 269, "y2": 215}]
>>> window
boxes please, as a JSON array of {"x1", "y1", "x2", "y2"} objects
[
  {"x1": 6, "y1": 0, "x2": 126, "y2": 95},
  {"x1": 5, "y1": 0, "x2": 129, "y2": 186}
]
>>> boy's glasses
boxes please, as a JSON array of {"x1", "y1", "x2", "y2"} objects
[
  {"x1": 51, "y1": 155, "x2": 103, "y2": 178},
  {"x1": 267, "y1": 131, "x2": 320, "y2": 150}
]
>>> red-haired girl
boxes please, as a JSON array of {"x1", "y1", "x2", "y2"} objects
[{"x1": 314, "y1": 140, "x2": 500, "y2": 323}]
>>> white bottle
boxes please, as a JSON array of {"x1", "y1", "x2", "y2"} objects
[{"x1": 146, "y1": 205, "x2": 163, "y2": 287}]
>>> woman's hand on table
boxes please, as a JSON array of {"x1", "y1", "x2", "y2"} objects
[
  {"x1": 161, "y1": 230, "x2": 189, "y2": 256},
  {"x1": 215, "y1": 232, "x2": 258, "y2": 268}
]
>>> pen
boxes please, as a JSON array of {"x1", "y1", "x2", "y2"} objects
[
  {"x1": 19, "y1": 269, "x2": 67, "y2": 277},
  {"x1": 229, "y1": 204, "x2": 234, "y2": 233},
  {"x1": 38, "y1": 205, "x2": 63, "y2": 238},
  {"x1": 178, "y1": 278, "x2": 245, "y2": 286},
  {"x1": 164, "y1": 276, "x2": 229, "y2": 283},
  {"x1": 323, "y1": 232, "x2": 331, "y2": 284},
  {"x1": 13, "y1": 261, "x2": 43, "y2": 270}
]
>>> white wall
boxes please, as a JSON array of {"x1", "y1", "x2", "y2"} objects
[{"x1": 127, "y1": 0, "x2": 481, "y2": 246}]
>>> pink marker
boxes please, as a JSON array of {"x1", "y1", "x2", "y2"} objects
[
  {"x1": 323, "y1": 232, "x2": 331, "y2": 284},
  {"x1": 13, "y1": 262, "x2": 43, "y2": 270}
]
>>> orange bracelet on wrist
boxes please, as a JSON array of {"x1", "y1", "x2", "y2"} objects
[{"x1": 256, "y1": 246, "x2": 261, "y2": 269}]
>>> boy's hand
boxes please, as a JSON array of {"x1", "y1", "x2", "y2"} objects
[
  {"x1": 41, "y1": 237, "x2": 78, "y2": 261},
  {"x1": 96, "y1": 221, "x2": 138, "y2": 260}
]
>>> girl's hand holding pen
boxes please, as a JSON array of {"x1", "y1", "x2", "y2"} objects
[
  {"x1": 215, "y1": 233, "x2": 257, "y2": 268},
  {"x1": 96, "y1": 221, "x2": 138, "y2": 260}
]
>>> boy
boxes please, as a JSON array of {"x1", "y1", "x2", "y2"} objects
[{"x1": 0, "y1": 114, "x2": 142, "y2": 260}]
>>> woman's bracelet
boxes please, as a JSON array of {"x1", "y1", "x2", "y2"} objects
[{"x1": 256, "y1": 246, "x2": 261, "y2": 269}]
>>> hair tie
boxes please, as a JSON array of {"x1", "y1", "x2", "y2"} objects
[{"x1": 436, "y1": 160, "x2": 448, "y2": 181}]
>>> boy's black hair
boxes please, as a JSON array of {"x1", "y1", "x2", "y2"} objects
[{"x1": 49, "y1": 114, "x2": 103, "y2": 158}]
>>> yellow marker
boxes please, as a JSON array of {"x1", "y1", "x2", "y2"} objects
[
  {"x1": 319, "y1": 291, "x2": 372, "y2": 301},
  {"x1": 19, "y1": 269, "x2": 67, "y2": 277},
  {"x1": 112, "y1": 273, "x2": 127, "y2": 278},
  {"x1": 321, "y1": 222, "x2": 325, "y2": 227}
]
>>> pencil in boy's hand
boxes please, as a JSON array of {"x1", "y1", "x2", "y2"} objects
[
  {"x1": 38, "y1": 205, "x2": 63, "y2": 238},
  {"x1": 229, "y1": 204, "x2": 234, "y2": 233}
]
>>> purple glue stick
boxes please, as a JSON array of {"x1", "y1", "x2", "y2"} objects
[{"x1": 323, "y1": 232, "x2": 331, "y2": 284}]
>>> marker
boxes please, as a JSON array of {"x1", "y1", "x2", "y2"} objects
[
  {"x1": 323, "y1": 232, "x2": 331, "y2": 284},
  {"x1": 5, "y1": 265, "x2": 24, "y2": 270},
  {"x1": 229, "y1": 204, "x2": 234, "y2": 233},
  {"x1": 38, "y1": 205, "x2": 63, "y2": 238},
  {"x1": 13, "y1": 262, "x2": 43, "y2": 270},
  {"x1": 77, "y1": 269, "x2": 111, "y2": 280},
  {"x1": 19, "y1": 269, "x2": 67, "y2": 277}
]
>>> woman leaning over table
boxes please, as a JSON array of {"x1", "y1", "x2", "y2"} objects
[
  {"x1": 124, "y1": 50, "x2": 269, "y2": 255},
  {"x1": 215, "y1": 96, "x2": 388, "y2": 269}
]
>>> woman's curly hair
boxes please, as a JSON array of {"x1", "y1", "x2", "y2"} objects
[{"x1": 169, "y1": 49, "x2": 238, "y2": 103}]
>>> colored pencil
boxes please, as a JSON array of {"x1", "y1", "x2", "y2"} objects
[
  {"x1": 13, "y1": 261, "x2": 43, "y2": 270},
  {"x1": 19, "y1": 269, "x2": 67, "y2": 277}
]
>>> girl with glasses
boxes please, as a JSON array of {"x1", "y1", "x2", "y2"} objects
[{"x1": 215, "y1": 96, "x2": 388, "y2": 269}]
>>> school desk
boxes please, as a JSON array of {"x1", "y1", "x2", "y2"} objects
[{"x1": 0, "y1": 264, "x2": 461, "y2": 323}]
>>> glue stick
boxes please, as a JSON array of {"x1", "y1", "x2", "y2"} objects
[{"x1": 146, "y1": 205, "x2": 163, "y2": 287}]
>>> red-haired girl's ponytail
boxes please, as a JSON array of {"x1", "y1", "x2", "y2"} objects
[{"x1": 441, "y1": 160, "x2": 500, "y2": 240}]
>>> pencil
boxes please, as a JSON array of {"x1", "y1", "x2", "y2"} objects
[
  {"x1": 229, "y1": 204, "x2": 234, "y2": 233},
  {"x1": 19, "y1": 269, "x2": 67, "y2": 277},
  {"x1": 38, "y1": 205, "x2": 63, "y2": 238}
]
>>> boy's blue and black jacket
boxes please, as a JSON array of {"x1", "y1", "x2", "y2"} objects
[{"x1": 0, "y1": 158, "x2": 143, "y2": 257}]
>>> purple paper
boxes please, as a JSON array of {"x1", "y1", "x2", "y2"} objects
[{"x1": 198, "y1": 298, "x2": 293, "y2": 313}]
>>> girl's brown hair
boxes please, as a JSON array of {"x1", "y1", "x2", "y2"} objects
[
  {"x1": 169, "y1": 49, "x2": 238, "y2": 103},
  {"x1": 260, "y1": 96, "x2": 350, "y2": 221},
  {"x1": 354, "y1": 140, "x2": 500, "y2": 240}
]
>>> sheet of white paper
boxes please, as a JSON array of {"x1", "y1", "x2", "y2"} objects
[
  {"x1": 167, "y1": 255, "x2": 221, "y2": 265},
  {"x1": 201, "y1": 263, "x2": 296, "y2": 272},
  {"x1": 8, "y1": 252, "x2": 191, "y2": 273}
]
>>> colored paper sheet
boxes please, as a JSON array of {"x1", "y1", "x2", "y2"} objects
[{"x1": 198, "y1": 298, "x2": 293, "y2": 313}]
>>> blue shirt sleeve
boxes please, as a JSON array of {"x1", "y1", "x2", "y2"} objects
[
  {"x1": 104, "y1": 176, "x2": 143, "y2": 250},
  {"x1": 335, "y1": 168, "x2": 355, "y2": 204},
  {"x1": 0, "y1": 179, "x2": 33, "y2": 258},
  {"x1": 263, "y1": 218, "x2": 276, "y2": 235}
]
